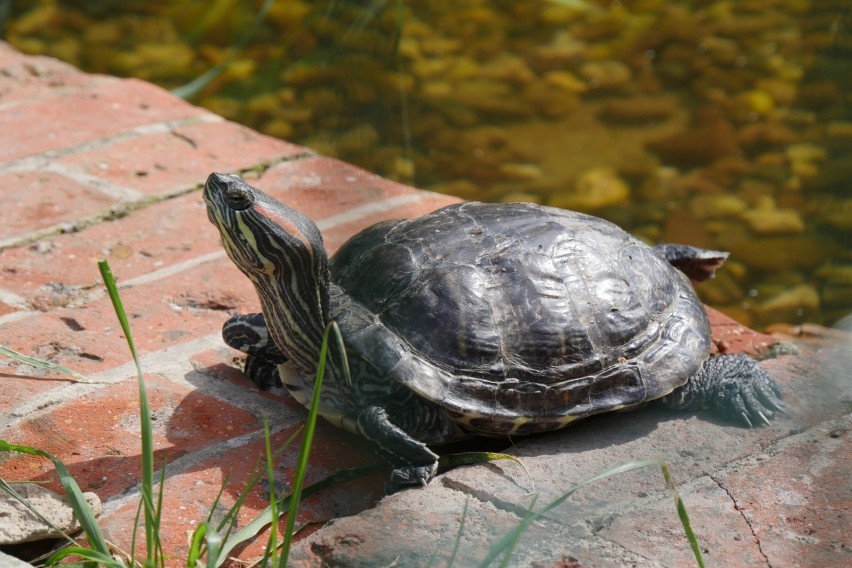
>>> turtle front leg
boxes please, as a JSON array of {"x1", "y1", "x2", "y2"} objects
[
  {"x1": 222, "y1": 313, "x2": 287, "y2": 391},
  {"x1": 661, "y1": 354, "x2": 786, "y2": 427},
  {"x1": 356, "y1": 405, "x2": 440, "y2": 493}
]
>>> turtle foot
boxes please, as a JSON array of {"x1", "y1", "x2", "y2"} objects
[
  {"x1": 385, "y1": 462, "x2": 440, "y2": 494},
  {"x1": 707, "y1": 355, "x2": 785, "y2": 427},
  {"x1": 244, "y1": 355, "x2": 285, "y2": 392},
  {"x1": 665, "y1": 354, "x2": 786, "y2": 427}
]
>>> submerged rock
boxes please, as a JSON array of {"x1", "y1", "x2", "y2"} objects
[
  {"x1": 549, "y1": 167, "x2": 630, "y2": 211},
  {"x1": 599, "y1": 97, "x2": 676, "y2": 123},
  {"x1": 646, "y1": 116, "x2": 740, "y2": 168},
  {"x1": 578, "y1": 60, "x2": 632, "y2": 91},
  {"x1": 755, "y1": 284, "x2": 821, "y2": 326},
  {"x1": 741, "y1": 207, "x2": 806, "y2": 234}
]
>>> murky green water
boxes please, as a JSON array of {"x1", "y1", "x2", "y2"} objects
[{"x1": 5, "y1": 0, "x2": 851, "y2": 329}]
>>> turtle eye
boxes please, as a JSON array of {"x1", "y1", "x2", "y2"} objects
[{"x1": 225, "y1": 186, "x2": 254, "y2": 211}]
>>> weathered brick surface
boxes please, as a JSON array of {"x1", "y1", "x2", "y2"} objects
[
  {"x1": 0, "y1": 43, "x2": 454, "y2": 566},
  {"x1": 0, "y1": 42, "x2": 848, "y2": 568},
  {"x1": 3, "y1": 79, "x2": 212, "y2": 163},
  {"x1": 0, "y1": 170, "x2": 118, "y2": 240},
  {"x1": 0, "y1": 42, "x2": 98, "y2": 103},
  {"x1": 54, "y1": 118, "x2": 308, "y2": 197}
]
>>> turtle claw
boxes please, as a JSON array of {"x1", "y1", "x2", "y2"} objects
[
  {"x1": 772, "y1": 401, "x2": 791, "y2": 417},
  {"x1": 386, "y1": 463, "x2": 439, "y2": 494},
  {"x1": 713, "y1": 355, "x2": 785, "y2": 428},
  {"x1": 668, "y1": 354, "x2": 787, "y2": 428}
]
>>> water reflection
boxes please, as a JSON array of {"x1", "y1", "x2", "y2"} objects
[{"x1": 5, "y1": 0, "x2": 850, "y2": 328}]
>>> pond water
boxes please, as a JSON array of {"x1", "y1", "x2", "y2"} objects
[{"x1": 5, "y1": 0, "x2": 851, "y2": 330}]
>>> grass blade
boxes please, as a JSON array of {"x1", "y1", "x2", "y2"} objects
[
  {"x1": 0, "y1": 344, "x2": 93, "y2": 383},
  {"x1": 214, "y1": 463, "x2": 387, "y2": 566},
  {"x1": 98, "y1": 260, "x2": 159, "y2": 563},
  {"x1": 263, "y1": 419, "x2": 279, "y2": 567},
  {"x1": 479, "y1": 459, "x2": 663, "y2": 567},
  {"x1": 186, "y1": 523, "x2": 208, "y2": 567},
  {"x1": 661, "y1": 463, "x2": 705, "y2": 568},
  {"x1": 0, "y1": 440, "x2": 111, "y2": 556},
  {"x1": 171, "y1": 0, "x2": 275, "y2": 99},
  {"x1": 498, "y1": 493, "x2": 538, "y2": 568},
  {"x1": 0, "y1": 479, "x2": 78, "y2": 546},
  {"x1": 446, "y1": 497, "x2": 470, "y2": 567},
  {"x1": 187, "y1": 522, "x2": 223, "y2": 568},
  {"x1": 46, "y1": 545, "x2": 122, "y2": 566},
  {"x1": 204, "y1": 525, "x2": 223, "y2": 568},
  {"x1": 278, "y1": 321, "x2": 342, "y2": 565},
  {"x1": 440, "y1": 452, "x2": 535, "y2": 493}
]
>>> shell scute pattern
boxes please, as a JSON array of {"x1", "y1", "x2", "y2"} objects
[{"x1": 330, "y1": 202, "x2": 710, "y2": 430}]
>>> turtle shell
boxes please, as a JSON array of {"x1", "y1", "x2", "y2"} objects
[{"x1": 330, "y1": 202, "x2": 711, "y2": 436}]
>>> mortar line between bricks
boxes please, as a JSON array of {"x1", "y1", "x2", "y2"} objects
[
  {"x1": 0, "y1": 309, "x2": 34, "y2": 325},
  {"x1": 0, "y1": 333, "x2": 224, "y2": 432},
  {"x1": 0, "y1": 114, "x2": 223, "y2": 175},
  {"x1": 0, "y1": 193, "x2": 170, "y2": 253},
  {"x1": 314, "y1": 191, "x2": 433, "y2": 231},
  {"x1": 63, "y1": 250, "x2": 229, "y2": 308},
  {"x1": 0, "y1": 152, "x2": 317, "y2": 254},
  {"x1": 1, "y1": 190, "x2": 434, "y2": 312},
  {"x1": 99, "y1": 427, "x2": 271, "y2": 517},
  {"x1": 1, "y1": 330, "x2": 306, "y2": 433},
  {"x1": 0, "y1": 288, "x2": 30, "y2": 310},
  {"x1": 43, "y1": 162, "x2": 146, "y2": 201}
]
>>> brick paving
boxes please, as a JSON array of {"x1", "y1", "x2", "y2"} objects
[
  {"x1": 0, "y1": 42, "x2": 454, "y2": 564},
  {"x1": 0, "y1": 42, "x2": 849, "y2": 567}
]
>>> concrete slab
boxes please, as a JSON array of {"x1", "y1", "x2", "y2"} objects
[{"x1": 288, "y1": 336, "x2": 851, "y2": 566}]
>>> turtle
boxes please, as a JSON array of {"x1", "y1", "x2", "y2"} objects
[{"x1": 203, "y1": 172, "x2": 785, "y2": 492}]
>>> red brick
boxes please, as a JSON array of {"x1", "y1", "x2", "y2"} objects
[
  {"x1": 96, "y1": 423, "x2": 385, "y2": 565},
  {"x1": 0, "y1": 173, "x2": 456, "y2": 308},
  {"x1": 0, "y1": 78, "x2": 210, "y2": 163},
  {"x1": 0, "y1": 44, "x2": 95, "y2": 104},
  {"x1": 600, "y1": 479, "x2": 769, "y2": 567},
  {"x1": 322, "y1": 192, "x2": 461, "y2": 251},
  {"x1": 0, "y1": 374, "x2": 260, "y2": 498},
  {"x1": 0, "y1": 170, "x2": 119, "y2": 241},
  {"x1": 257, "y1": 156, "x2": 445, "y2": 218},
  {"x1": 0, "y1": 310, "x2": 133, "y2": 392},
  {"x1": 0, "y1": 261, "x2": 257, "y2": 388},
  {"x1": 716, "y1": 422, "x2": 851, "y2": 567},
  {"x1": 55, "y1": 119, "x2": 308, "y2": 197},
  {"x1": 0, "y1": 191, "x2": 226, "y2": 306},
  {"x1": 706, "y1": 306, "x2": 778, "y2": 357}
]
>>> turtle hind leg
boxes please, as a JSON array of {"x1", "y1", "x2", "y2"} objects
[
  {"x1": 653, "y1": 243, "x2": 729, "y2": 283},
  {"x1": 661, "y1": 354, "x2": 786, "y2": 427},
  {"x1": 223, "y1": 313, "x2": 287, "y2": 392},
  {"x1": 357, "y1": 405, "x2": 440, "y2": 494}
]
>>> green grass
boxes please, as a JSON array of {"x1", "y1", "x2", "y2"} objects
[
  {"x1": 480, "y1": 459, "x2": 705, "y2": 568},
  {"x1": 0, "y1": 261, "x2": 705, "y2": 566},
  {"x1": 0, "y1": 261, "x2": 373, "y2": 567}
]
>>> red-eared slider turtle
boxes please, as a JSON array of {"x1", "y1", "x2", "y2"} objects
[{"x1": 203, "y1": 173, "x2": 784, "y2": 492}]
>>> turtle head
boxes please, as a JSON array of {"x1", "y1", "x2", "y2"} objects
[{"x1": 204, "y1": 172, "x2": 330, "y2": 372}]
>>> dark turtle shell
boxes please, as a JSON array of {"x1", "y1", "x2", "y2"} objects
[{"x1": 330, "y1": 202, "x2": 711, "y2": 436}]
